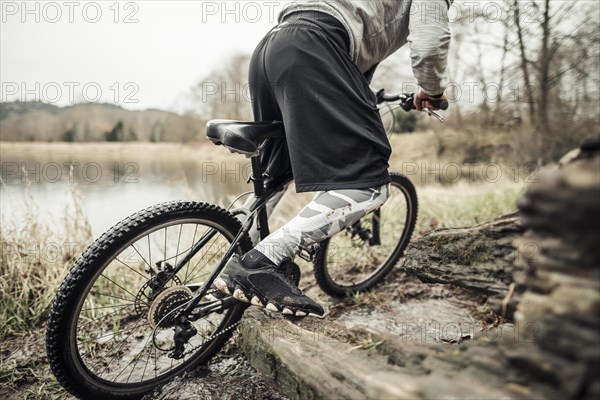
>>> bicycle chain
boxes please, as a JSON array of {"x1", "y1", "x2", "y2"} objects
[
  {"x1": 178, "y1": 319, "x2": 242, "y2": 359},
  {"x1": 150, "y1": 287, "x2": 243, "y2": 359}
]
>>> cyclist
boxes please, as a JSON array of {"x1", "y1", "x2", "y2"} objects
[{"x1": 215, "y1": 0, "x2": 452, "y2": 317}]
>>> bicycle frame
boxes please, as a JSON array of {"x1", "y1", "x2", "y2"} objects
[
  {"x1": 169, "y1": 155, "x2": 284, "y2": 321},
  {"x1": 166, "y1": 90, "x2": 441, "y2": 354}
]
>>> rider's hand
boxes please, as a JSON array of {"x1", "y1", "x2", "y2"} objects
[{"x1": 414, "y1": 89, "x2": 447, "y2": 111}]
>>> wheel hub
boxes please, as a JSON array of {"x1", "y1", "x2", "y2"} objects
[
  {"x1": 134, "y1": 273, "x2": 182, "y2": 316},
  {"x1": 147, "y1": 286, "x2": 193, "y2": 329}
]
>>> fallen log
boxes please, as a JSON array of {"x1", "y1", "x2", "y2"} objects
[
  {"x1": 238, "y1": 311, "x2": 424, "y2": 399},
  {"x1": 239, "y1": 311, "x2": 533, "y2": 400},
  {"x1": 401, "y1": 214, "x2": 522, "y2": 297},
  {"x1": 238, "y1": 138, "x2": 600, "y2": 400}
]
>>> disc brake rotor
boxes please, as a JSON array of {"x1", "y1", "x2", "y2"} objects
[{"x1": 134, "y1": 274, "x2": 182, "y2": 316}]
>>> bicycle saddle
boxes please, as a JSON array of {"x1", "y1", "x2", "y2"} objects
[{"x1": 206, "y1": 120, "x2": 285, "y2": 156}]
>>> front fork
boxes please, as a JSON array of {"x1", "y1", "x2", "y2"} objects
[{"x1": 370, "y1": 209, "x2": 381, "y2": 246}]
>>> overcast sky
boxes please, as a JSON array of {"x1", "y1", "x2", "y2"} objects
[
  {"x1": 5, "y1": 1, "x2": 587, "y2": 113},
  {"x1": 1, "y1": 1, "x2": 294, "y2": 112}
]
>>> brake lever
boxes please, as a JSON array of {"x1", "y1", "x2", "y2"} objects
[{"x1": 422, "y1": 108, "x2": 445, "y2": 123}]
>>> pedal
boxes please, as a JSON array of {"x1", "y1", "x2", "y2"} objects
[
  {"x1": 205, "y1": 289, "x2": 228, "y2": 302},
  {"x1": 297, "y1": 245, "x2": 318, "y2": 263},
  {"x1": 186, "y1": 282, "x2": 229, "y2": 301}
]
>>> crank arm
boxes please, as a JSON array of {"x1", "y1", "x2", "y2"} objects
[{"x1": 187, "y1": 296, "x2": 240, "y2": 321}]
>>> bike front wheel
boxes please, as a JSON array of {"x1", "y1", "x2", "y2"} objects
[
  {"x1": 313, "y1": 173, "x2": 418, "y2": 297},
  {"x1": 46, "y1": 201, "x2": 252, "y2": 400}
]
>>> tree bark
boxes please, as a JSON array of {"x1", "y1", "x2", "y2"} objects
[
  {"x1": 537, "y1": 0, "x2": 552, "y2": 142},
  {"x1": 402, "y1": 214, "x2": 522, "y2": 298},
  {"x1": 513, "y1": 0, "x2": 536, "y2": 124}
]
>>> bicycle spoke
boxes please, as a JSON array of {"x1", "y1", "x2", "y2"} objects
[
  {"x1": 182, "y1": 224, "x2": 199, "y2": 283},
  {"x1": 89, "y1": 291, "x2": 146, "y2": 306},
  {"x1": 174, "y1": 225, "x2": 183, "y2": 266},
  {"x1": 184, "y1": 271, "x2": 210, "y2": 285},
  {"x1": 99, "y1": 274, "x2": 139, "y2": 301},
  {"x1": 154, "y1": 342, "x2": 159, "y2": 379},
  {"x1": 141, "y1": 339, "x2": 153, "y2": 382},
  {"x1": 147, "y1": 235, "x2": 152, "y2": 271},
  {"x1": 69, "y1": 214, "x2": 243, "y2": 389},
  {"x1": 123, "y1": 333, "x2": 153, "y2": 383},
  {"x1": 81, "y1": 303, "x2": 132, "y2": 312},
  {"x1": 80, "y1": 324, "x2": 142, "y2": 345},
  {"x1": 97, "y1": 317, "x2": 147, "y2": 378},
  {"x1": 113, "y1": 257, "x2": 148, "y2": 280},
  {"x1": 184, "y1": 237, "x2": 225, "y2": 283},
  {"x1": 130, "y1": 244, "x2": 152, "y2": 272},
  {"x1": 78, "y1": 307, "x2": 135, "y2": 330},
  {"x1": 163, "y1": 227, "x2": 167, "y2": 262}
]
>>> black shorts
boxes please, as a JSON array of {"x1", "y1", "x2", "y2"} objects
[{"x1": 249, "y1": 12, "x2": 392, "y2": 193}]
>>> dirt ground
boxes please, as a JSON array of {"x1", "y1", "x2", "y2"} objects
[{"x1": 0, "y1": 262, "x2": 501, "y2": 400}]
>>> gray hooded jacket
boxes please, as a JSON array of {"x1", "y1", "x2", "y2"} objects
[{"x1": 279, "y1": 0, "x2": 452, "y2": 95}]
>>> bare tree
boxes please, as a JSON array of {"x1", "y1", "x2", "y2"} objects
[{"x1": 191, "y1": 53, "x2": 253, "y2": 121}]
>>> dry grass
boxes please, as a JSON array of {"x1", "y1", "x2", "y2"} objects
[
  {"x1": 0, "y1": 138, "x2": 525, "y2": 399},
  {"x1": 0, "y1": 328, "x2": 65, "y2": 400},
  {"x1": 0, "y1": 141, "x2": 233, "y2": 164},
  {"x1": 0, "y1": 137, "x2": 526, "y2": 333},
  {"x1": 0, "y1": 171, "x2": 92, "y2": 398},
  {"x1": 0, "y1": 138, "x2": 526, "y2": 339},
  {"x1": 416, "y1": 181, "x2": 525, "y2": 235},
  {"x1": 0, "y1": 169, "x2": 92, "y2": 341}
]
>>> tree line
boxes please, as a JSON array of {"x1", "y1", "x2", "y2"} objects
[{"x1": 191, "y1": 0, "x2": 599, "y2": 162}]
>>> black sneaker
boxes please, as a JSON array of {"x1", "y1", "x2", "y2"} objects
[{"x1": 213, "y1": 251, "x2": 324, "y2": 317}]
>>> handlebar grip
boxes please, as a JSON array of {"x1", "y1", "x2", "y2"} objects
[
  {"x1": 402, "y1": 98, "x2": 449, "y2": 111},
  {"x1": 381, "y1": 93, "x2": 401, "y2": 103},
  {"x1": 433, "y1": 99, "x2": 449, "y2": 110},
  {"x1": 375, "y1": 89, "x2": 396, "y2": 105},
  {"x1": 376, "y1": 90, "x2": 449, "y2": 111}
]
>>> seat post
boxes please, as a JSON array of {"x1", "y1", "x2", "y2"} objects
[{"x1": 250, "y1": 156, "x2": 270, "y2": 239}]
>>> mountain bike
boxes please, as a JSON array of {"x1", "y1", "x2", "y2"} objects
[{"x1": 46, "y1": 91, "x2": 447, "y2": 399}]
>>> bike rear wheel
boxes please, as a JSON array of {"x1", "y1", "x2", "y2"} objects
[
  {"x1": 313, "y1": 173, "x2": 418, "y2": 297},
  {"x1": 46, "y1": 201, "x2": 252, "y2": 400}
]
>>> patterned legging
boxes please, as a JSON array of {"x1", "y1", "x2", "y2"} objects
[{"x1": 251, "y1": 184, "x2": 390, "y2": 265}]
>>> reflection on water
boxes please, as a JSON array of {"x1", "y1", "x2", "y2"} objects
[{"x1": 0, "y1": 143, "x2": 252, "y2": 236}]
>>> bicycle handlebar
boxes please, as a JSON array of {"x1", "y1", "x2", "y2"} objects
[{"x1": 375, "y1": 90, "x2": 449, "y2": 111}]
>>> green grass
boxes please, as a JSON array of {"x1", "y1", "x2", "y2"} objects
[{"x1": 415, "y1": 181, "x2": 525, "y2": 235}]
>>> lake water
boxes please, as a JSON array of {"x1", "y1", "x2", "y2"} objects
[
  {"x1": 0, "y1": 143, "x2": 255, "y2": 236},
  {"x1": 1, "y1": 142, "x2": 524, "y2": 241}
]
